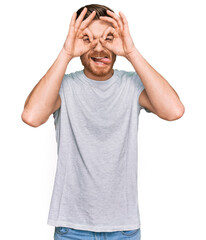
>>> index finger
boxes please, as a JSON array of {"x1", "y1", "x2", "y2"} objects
[
  {"x1": 80, "y1": 28, "x2": 94, "y2": 42},
  {"x1": 79, "y1": 11, "x2": 96, "y2": 30},
  {"x1": 99, "y1": 16, "x2": 118, "y2": 31},
  {"x1": 102, "y1": 26, "x2": 118, "y2": 40},
  {"x1": 106, "y1": 10, "x2": 123, "y2": 31}
]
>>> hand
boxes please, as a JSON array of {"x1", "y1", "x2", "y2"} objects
[
  {"x1": 99, "y1": 10, "x2": 136, "y2": 59},
  {"x1": 63, "y1": 7, "x2": 98, "y2": 59}
]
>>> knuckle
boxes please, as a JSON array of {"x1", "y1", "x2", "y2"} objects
[{"x1": 79, "y1": 25, "x2": 85, "y2": 31}]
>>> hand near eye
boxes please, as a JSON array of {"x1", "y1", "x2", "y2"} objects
[
  {"x1": 99, "y1": 10, "x2": 136, "y2": 59},
  {"x1": 63, "y1": 7, "x2": 98, "y2": 59}
]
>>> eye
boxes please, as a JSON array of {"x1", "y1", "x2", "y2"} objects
[
  {"x1": 83, "y1": 38, "x2": 90, "y2": 42},
  {"x1": 106, "y1": 37, "x2": 113, "y2": 41},
  {"x1": 83, "y1": 35, "x2": 90, "y2": 42},
  {"x1": 105, "y1": 34, "x2": 114, "y2": 41}
]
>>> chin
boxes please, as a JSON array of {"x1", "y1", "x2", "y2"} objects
[
  {"x1": 88, "y1": 66, "x2": 113, "y2": 77},
  {"x1": 80, "y1": 53, "x2": 116, "y2": 78}
]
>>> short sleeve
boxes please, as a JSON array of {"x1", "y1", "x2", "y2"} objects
[
  {"x1": 132, "y1": 72, "x2": 151, "y2": 113},
  {"x1": 53, "y1": 74, "x2": 67, "y2": 119}
]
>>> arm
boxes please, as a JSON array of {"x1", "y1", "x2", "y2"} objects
[
  {"x1": 21, "y1": 7, "x2": 98, "y2": 127},
  {"x1": 99, "y1": 10, "x2": 185, "y2": 121},
  {"x1": 21, "y1": 49, "x2": 71, "y2": 127},
  {"x1": 126, "y1": 48, "x2": 185, "y2": 121}
]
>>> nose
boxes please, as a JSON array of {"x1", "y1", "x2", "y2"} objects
[{"x1": 93, "y1": 39, "x2": 104, "y2": 51}]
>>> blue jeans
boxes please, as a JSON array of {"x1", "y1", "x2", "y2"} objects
[{"x1": 54, "y1": 227, "x2": 141, "y2": 240}]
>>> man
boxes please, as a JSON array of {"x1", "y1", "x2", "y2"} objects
[{"x1": 21, "y1": 4, "x2": 185, "y2": 240}]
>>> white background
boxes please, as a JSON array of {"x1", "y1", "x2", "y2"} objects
[{"x1": 0, "y1": 0, "x2": 205, "y2": 239}]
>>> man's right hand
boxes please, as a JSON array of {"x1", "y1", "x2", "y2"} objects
[{"x1": 63, "y1": 7, "x2": 98, "y2": 59}]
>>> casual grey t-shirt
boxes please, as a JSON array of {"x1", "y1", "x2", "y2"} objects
[{"x1": 47, "y1": 69, "x2": 149, "y2": 232}]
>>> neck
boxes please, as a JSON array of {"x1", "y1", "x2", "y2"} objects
[{"x1": 83, "y1": 69, "x2": 114, "y2": 81}]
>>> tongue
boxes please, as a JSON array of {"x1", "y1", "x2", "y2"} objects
[{"x1": 94, "y1": 58, "x2": 111, "y2": 64}]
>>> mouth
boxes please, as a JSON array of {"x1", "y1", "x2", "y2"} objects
[{"x1": 90, "y1": 56, "x2": 111, "y2": 65}]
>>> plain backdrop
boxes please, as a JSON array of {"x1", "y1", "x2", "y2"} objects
[{"x1": 0, "y1": 0, "x2": 205, "y2": 239}]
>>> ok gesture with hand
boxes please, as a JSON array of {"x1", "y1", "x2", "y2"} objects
[
  {"x1": 63, "y1": 7, "x2": 98, "y2": 59},
  {"x1": 99, "y1": 10, "x2": 136, "y2": 59}
]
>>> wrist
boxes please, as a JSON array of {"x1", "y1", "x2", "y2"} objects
[
  {"x1": 125, "y1": 47, "x2": 138, "y2": 61},
  {"x1": 60, "y1": 47, "x2": 73, "y2": 63}
]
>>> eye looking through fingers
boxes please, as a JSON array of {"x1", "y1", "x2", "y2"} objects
[
  {"x1": 83, "y1": 35, "x2": 90, "y2": 43},
  {"x1": 102, "y1": 27, "x2": 118, "y2": 40},
  {"x1": 105, "y1": 33, "x2": 114, "y2": 41},
  {"x1": 83, "y1": 34, "x2": 114, "y2": 43},
  {"x1": 81, "y1": 28, "x2": 93, "y2": 42}
]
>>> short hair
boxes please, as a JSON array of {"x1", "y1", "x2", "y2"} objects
[{"x1": 76, "y1": 4, "x2": 114, "y2": 20}]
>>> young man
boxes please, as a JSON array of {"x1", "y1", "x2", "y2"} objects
[{"x1": 21, "y1": 4, "x2": 185, "y2": 240}]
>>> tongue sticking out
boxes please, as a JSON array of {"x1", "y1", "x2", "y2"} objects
[{"x1": 92, "y1": 57, "x2": 111, "y2": 64}]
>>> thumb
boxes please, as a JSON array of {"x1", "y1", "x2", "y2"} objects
[
  {"x1": 83, "y1": 39, "x2": 98, "y2": 53},
  {"x1": 99, "y1": 37, "x2": 112, "y2": 51},
  {"x1": 89, "y1": 39, "x2": 98, "y2": 49}
]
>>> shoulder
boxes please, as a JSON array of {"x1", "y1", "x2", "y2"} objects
[
  {"x1": 114, "y1": 69, "x2": 137, "y2": 86},
  {"x1": 116, "y1": 70, "x2": 142, "y2": 87},
  {"x1": 115, "y1": 69, "x2": 135, "y2": 79},
  {"x1": 61, "y1": 70, "x2": 83, "y2": 86},
  {"x1": 63, "y1": 70, "x2": 81, "y2": 80}
]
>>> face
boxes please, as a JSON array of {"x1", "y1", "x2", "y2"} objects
[{"x1": 80, "y1": 19, "x2": 116, "y2": 80}]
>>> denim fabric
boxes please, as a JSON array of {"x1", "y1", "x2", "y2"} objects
[{"x1": 54, "y1": 227, "x2": 141, "y2": 240}]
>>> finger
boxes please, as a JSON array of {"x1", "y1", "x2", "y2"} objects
[
  {"x1": 81, "y1": 28, "x2": 94, "y2": 42},
  {"x1": 89, "y1": 39, "x2": 98, "y2": 48},
  {"x1": 102, "y1": 26, "x2": 118, "y2": 40},
  {"x1": 67, "y1": 12, "x2": 77, "y2": 37},
  {"x1": 69, "y1": 12, "x2": 77, "y2": 28},
  {"x1": 106, "y1": 10, "x2": 123, "y2": 31},
  {"x1": 99, "y1": 16, "x2": 118, "y2": 30},
  {"x1": 119, "y1": 11, "x2": 131, "y2": 35},
  {"x1": 75, "y1": 7, "x2": 88, "y2": 30},
  {"x1": 119, "y1": 11, "x2": 128, "y2": 26},
  {"x1": 84, "y1": 39, "x2": 98, "y2": 52},
  {"x1": 99, "y1": 37, "x2": 113, "y2": 51},
  {"x1": 80, "y1": 11, "x2": 96, "y2": 30}
]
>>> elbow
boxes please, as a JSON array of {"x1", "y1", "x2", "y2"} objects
[
  {"x1": 167, "y1": 103, "x2": 185, "y2": 121},
  {"x1": 156, "y1": 102, "x2": 185, "y2": 121},
  {"x1": 21, "y1": 111, "x2": 41, "y2": 128}
]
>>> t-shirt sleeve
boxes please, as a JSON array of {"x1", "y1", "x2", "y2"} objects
[
  {"x1": 52, "y1": 74, "x2": 67, "y2": 119},
  {"x1": 132, "y1": 71, "x2": 151, "y2": 113}
]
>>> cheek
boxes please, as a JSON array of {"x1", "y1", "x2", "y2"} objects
[
  {"x1": 80, "y1": 54, "x2": 89, "y2": 65},
  {"x1": 111, "y1": 53, "x2": 116, "y2": 62}
]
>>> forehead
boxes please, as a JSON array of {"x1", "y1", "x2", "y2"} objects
[{"x1": 87, "y1": 20, "x2": 113, "y2": 38}]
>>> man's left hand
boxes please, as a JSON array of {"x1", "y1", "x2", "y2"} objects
[{"x1": 99, "y1": 10, "x2": 136, "y2": 59}]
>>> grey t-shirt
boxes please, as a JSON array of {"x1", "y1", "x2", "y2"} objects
[{"x1": 47, "y1": 69, "x2": 149, "y2": 232}]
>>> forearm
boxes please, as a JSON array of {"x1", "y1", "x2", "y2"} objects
[
  {"x1": 126, "y1": 48, "x2": 184, "y2": 118},
  {"x1": 22, "y1": 48, "x2": 72, "y2": 125}
]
